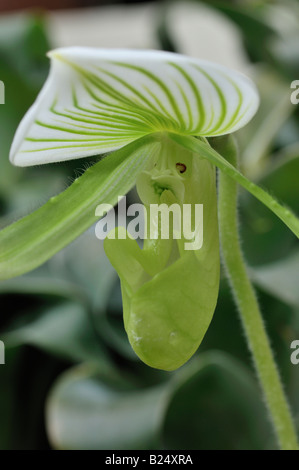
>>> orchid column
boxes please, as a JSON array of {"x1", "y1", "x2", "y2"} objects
[{"x1": 4, "y1": 48, "x2": 299, "y2": 449}]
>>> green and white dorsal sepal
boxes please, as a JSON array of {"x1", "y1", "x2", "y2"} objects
[{"x1": 9, "y1": 47, "x2": 259, "y2": 167}]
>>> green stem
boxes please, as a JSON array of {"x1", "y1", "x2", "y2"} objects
[{"x1": 215, "y1": 135, "x2": 299, "y2": 450}]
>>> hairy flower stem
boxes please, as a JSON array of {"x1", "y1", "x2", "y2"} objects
[{"x1": 215, "y1": 135, "x2": 298, "y2": 450}]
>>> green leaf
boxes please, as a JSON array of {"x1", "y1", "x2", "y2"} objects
[
  {"x1": 0, "y1": 348, "x2": 21, "y2": 450},
  {"x1": 203, "y1": 1, "x2": 276, "y2": 63},
  {"x1": 250, "y1": 249, "x2": 299, "y2": 309},
  {"x1": 0, "y1": 13, "x2": 50, "y2": 86},
  {"x1": 0, "y1": 13, "x2": 51, "y2": 194},
  {"x1": 162, "y1": 352, "x2": 275, "y2": 450},
  {"x1": 0, "y1": 135, "x2": 159, "y2": 280},
  {"x1": 0, "y1": 275, "x2": 85, "y2": 302},
  {"x1": 0, "y1": 229, "x2": 116, "y2": 308},
  {"x1": 170, "y1": 133, "x2": 299, "y2": 239},
  {"x1": 237, "y1": 69, "x2": 295, "y2": 178},
  {"x1": 46, "y1": 364, "x2": 169, "y2": 450},
  {"x1": 3, "y1": 301, "x2": 109, "y2": 366},
  {"x1": 10, "y1": 47, "x2": 259, "y2": 166}
]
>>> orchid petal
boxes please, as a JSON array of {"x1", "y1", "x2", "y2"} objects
[
  {"x1": 10, "y1": 47, "x2": 259, "y2": 166},
  {"x1": 1, "y1": 136, "x2": 159, "y2": 280}
]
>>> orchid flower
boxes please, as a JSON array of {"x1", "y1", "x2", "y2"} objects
[
  {"x1": 7, "y1": 47, "x2": 258, "y2": 368},
  {"x1": 2, "y1": 48, "x2": 299, "y2": 448}
]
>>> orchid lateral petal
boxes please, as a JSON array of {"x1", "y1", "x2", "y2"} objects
[
  {"x1": 10, "y1": 47, "x2": 259, "y2": 166},
  {"x1": 0, "y1": 136, "x2": 159, "y2": 280}
]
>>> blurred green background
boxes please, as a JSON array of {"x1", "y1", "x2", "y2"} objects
[{"x1": 0, "y1": 0, "x2": 299, "y2": 450}]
